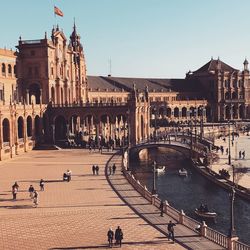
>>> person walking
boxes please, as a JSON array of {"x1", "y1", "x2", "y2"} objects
[
  {"x1": 12, "y1": 182, "x2": 19, "y2": 191},
  {"x1": 28, "y1": 185, "x2": 35, "y2": 199},
  {"x1": 167, "y1": 220, "x2": 176, "y2": 242},
  {"x1": 108, "y1": 165, "x2": 112, "y2": 175},
  {"x1": 92, "y1": 165, "x2": 96, "y2": 175},
  {"x1": 96, "y1": 165, "x2": 99, "y2": 175},
  {"x1": 115, "y1": 226, "x2": 123, "y2": 247},
  {"x1": 107, "y1": 228, "x2": 114, "y2": 248},
  {"x1": 12, "y1": 186, "x2": 18, "y2": 200},
  {"x1": 33, "y1": 190, "x2": 39, "y2": 207},
  {"x1": 40, "y1": 179, "x2": 45, "y2": 191},
  {"x1": 160, "y1": 200, "x2": 164, "y2": 217},
  {"x1": 112, "y1": 164, "x2": 116, "y2": 175},
  {"x1": 242, "y1": 150, "x2": 245, "y2": 159}
]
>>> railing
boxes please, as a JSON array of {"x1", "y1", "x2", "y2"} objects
[
  {"x1": 235, "y1": 241, "x2": 250, "y2": 250},
  {"x1": 2, "y1": 142, "x2": 10, "y2": 147},
  {"x1": 52, "y1": 102, "x2": 128, "y2": 108},
  {"x1": 206, "y1": 227, "x2": 228, "y2": 248},
  {"x1": 122, "y1": 151, "x2": 250, "y2": 249}
]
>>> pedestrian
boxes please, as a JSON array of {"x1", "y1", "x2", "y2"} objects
[
  {"x1": 242, "y1": 150, "x2": 245, "y2": 159},
  {"x1": 12, "y1": 181, "x2": 19, "y2": 191},
  {"x1": 226, "y1": 148, "x2": 228, "y2": 155},
  {"x1": 112, "y1": 164, "x2": 116, "y2": 175},
  {"x1": 96, "y1": 165, "x2": 99, "y2": 175},
  {"x1": 115, "y1": 226, "x2": 123, "y2": 247},
  {"x1": 33, "y1": 190, "x2": 39, "y2": 207},
  {"x1": 107, "y1": 228, "x2": 114, "y2": 248},
  {"x1": 92, "y1": 165, "x2": 96, "y2": 175},
  {"x1": 67, "y1": 169, "x2": 72, "y2": 182},
  {"x1": 239, "y1": 151, "x2": 242, "y2": 159},
  {"x1": 28, "y1": 185, "x2": 35, "y2": 199},
  {"x1": 160, "y1": 200, "x2": 164, "y2": 217},
  {"x1": 109, "y1": 165, "x2": 112, "y2": 175},
  {"x1": 40, "y1": 179, "x2": 45, "y2": 191},
  {"x1": 167, "y1": 220, "x2": 176, "y2": 242},
  {"x1": 12, "y1": 186, "x2": 17, "y2": 200}
]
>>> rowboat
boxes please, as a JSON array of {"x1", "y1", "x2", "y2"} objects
[
  {"x1": 195, "y1": 208, "x2": 217, "y2": 218},
  {"x1": 179, "y1": 168, "x2": 188, "y2": 176}
]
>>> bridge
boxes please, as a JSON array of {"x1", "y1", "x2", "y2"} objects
[{"x1": 120, "y1": 136, "x2": 250, "y2": 250}]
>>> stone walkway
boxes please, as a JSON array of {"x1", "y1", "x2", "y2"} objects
[
  {"x1": 0, "y1": 149, "x2": 183, "y2": 250},
  {"x1": 107, "y1": 153, "x2": 225, "y2": 250},
  {"x1": 211, "y1": 134, "x2": 250, "y2": 189}
]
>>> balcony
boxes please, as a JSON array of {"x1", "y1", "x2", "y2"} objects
[{"x1": 224, "y1": 99, "x2": 245, "y2": 103}]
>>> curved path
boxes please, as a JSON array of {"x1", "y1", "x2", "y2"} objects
[
  {"x1": 107, "y1": 152, "x2": 225, "y2": 250},
  {"x1": 0, "y1": 149, "x2": 183, "y2": 250}
]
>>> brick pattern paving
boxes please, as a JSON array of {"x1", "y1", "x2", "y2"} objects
[
  {"x1": 0, "y1": 149, "x2": 183, "y2": 250},
  {"x1": 107, "y1": 153, "x2": 225, "y2": 250}
]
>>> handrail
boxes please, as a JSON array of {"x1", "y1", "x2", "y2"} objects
[{"x1": 121, "y1": 150, "x2": 250, "y2": 249}]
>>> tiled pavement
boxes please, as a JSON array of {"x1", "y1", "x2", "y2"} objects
[
  {"x1": 0, "y1": 149, "x2": 184, "y2": 250},
  {"x1": 107, "y1": 153, "x2": 225, "y2": 250}
]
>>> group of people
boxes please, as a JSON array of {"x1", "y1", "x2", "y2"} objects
[
  {"x1": 92, "y1": 165, "x2": 100, "y2": 175},
  {"x1": 12, "y1": 179, "x2": 45, "y2": 208},
  {"x1": 63, "y1": 169, "x2": 72, "y2": 182},
  {"x1": 108, "y1": 163, "x2": 116, "y2": 175},
  {"x1": 107, "y1": 226, "x2": 123, "y2": 248},
  {"x1": 239, "y1": 150, "x2": 246, "y2": 159}
]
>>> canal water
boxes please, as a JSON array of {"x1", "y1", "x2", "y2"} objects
[{"x1": 130, "y1": 147, "x2": 250, "y2": 245}]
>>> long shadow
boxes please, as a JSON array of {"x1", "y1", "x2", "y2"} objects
[
  {"x1": 50, "y1": 239, "x2": 175, "y2": 250},
  {"x1": 109, "y1": 216, "x2": 139, "y2": 220},
  {"x1": 105, "y1": 152, "x2": 192, "y2": 250}
]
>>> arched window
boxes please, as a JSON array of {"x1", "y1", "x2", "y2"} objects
[
  {"x1": 27, "y1": 116, "x2": 32, "y2": 137},
  {"x1": 2, "y1": 118, "x2": 10, "y2": 142},
  {"x1": 8, "y1": 64, "x2": 12, "y2": 75},
  {"x1": 174, "y1": 107, "x2": 179, "y2": 117},
  {"x1": 2, "y1": 63, "x2": 6, "y2": 74},
  {"x1": 17, "y1": 117, "x2": 24, "y2": 139},
  {"x1": 232, "y1": 92, "x2": 237, "y2": 100}
]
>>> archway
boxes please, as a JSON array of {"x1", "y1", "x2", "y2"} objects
[
  {"x1": 35, "y1": 115, "x2": 40, "y2": 137},
  {"x1": 27, "y1": 116, "x2": 32, "y2": 137},
  {"x1": 55, "y1": 116, "x2": 67, "y2": 140},
  {"x1": 51, "y1": 86, "x2": 55, "y2": 103},
  {"x1": 17, "y1": 117, "x2": 24, "y2": 139},
  {"x1": 182, "y1": 107, "x2": 187, "y2": 117},
  {"x1": 174, "y1": 107, "x2": 179, "y2": 117},
  {"x1": 29, "y1": 83, "x2": 41, "y2": 104},
  {"x1": 2, "y1": 118, "x2": 10, "y2": 143}
]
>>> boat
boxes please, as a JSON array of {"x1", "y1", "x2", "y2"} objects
[
  {"x1": 195, "y1": 208, "x2": 217, "y2": 218},
  {"x1": 179, "y1": 168, "x2": 188, "y2": 176},
  {"x1": 155, "y1": 166, "x2": 166, "y2": 173}
]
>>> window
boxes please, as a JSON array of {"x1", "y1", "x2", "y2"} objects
[
  {"x1": 2, "y1": 63, "x2": 6, "y2": 75},
  {"x1": 0, "y1": 89, "x2": 3, "y2": 100},
  {"x1": 51, "y1": 67, "x2": 54, "y2": 76},
  {"x1": 8, "y1": 64, "x2": 12, "y2": 75}
]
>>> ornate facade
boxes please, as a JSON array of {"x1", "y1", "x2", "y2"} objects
[{"x1": 0, "y1": 24, "x2": 249, "y2": 160}]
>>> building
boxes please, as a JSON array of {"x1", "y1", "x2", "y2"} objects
[{"x1": 0, "y1": 23, "x2": 248, "y2": 160}]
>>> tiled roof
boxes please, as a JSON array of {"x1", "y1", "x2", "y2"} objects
[
  {"x1": 194, "y1": 59, "x2": 238, "y2": 73},
  {"x1": 87, "y1": 76, "x2": 202, "y2": 93}
]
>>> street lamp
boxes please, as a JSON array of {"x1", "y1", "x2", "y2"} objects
[
  {"x1": 228, "y1": 187, "x2": 237, "y2": 238},
  {"x1": 152, "y1": 160, "x2": 157, "y2": 194}
]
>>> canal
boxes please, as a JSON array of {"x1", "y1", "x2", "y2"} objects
[{"x1": 130, "y1": 147, "x2": 250, "y2": 245}]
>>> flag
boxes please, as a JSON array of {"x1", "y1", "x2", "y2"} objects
[{"x1": 54, "y1": 6, "x2": 64, "y2": 17}]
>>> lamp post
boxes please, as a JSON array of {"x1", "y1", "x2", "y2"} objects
[
  {"x1": 152, "y1": 160, "x2": 157, "y2": 194},
  {"x1": 228, "y1": 187, "x2": 236, "y2": 238}
]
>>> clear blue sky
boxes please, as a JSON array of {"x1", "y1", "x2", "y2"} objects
[{"x1": 1, "y1": 0, "x2": 250, "y2": 78}]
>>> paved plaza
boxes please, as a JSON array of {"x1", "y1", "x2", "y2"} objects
[
  {"x1": 0, "y1": 149, "x2": 183, "y2": 250},
  {"x1": 212, "y1": 134, "x2": 250, "y2": 189}
]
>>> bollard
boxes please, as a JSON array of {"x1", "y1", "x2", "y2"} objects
[
  {"x1": 179, "y1": 209, "x2": 185, "y2": 224},
  {"x1": 201, "y1": 221, "x2": 207, "y2": 237}
]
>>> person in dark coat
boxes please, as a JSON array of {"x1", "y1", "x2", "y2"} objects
[
  {"x1": 40, "y1": 179, "x2": 45, "y2": 191},
  {"x1": 107, "y1": 228, "x2": 114, "y2": 248},
  {"x1": 95, "y1": 165, "x2": 99, "y2": 175},
  {"x1": 12, "y1": 182, "x2": 19, "y2": 191},
  {"x1": 115, "y1": 226, "x2": 123, "y2": 247},
  {"x1": 112, "y1": 164, "x2": 116, "y2": 175},
  {"x1": 160, "y1": 200, "x2": 164, "y2": 217},
  {"x1": 167, "y1": 220, "x2": 176, "y2": 242},
  {"x1": 92, "y1": 165, "x2": 96, "y2": 175}
]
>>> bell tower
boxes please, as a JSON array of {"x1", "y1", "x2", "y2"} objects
[{"x1": 69, "y1": 21, "x2": 88, "y2": 103}]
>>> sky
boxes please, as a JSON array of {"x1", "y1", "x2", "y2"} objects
[{"x1": 1, "y1": 0, "x2": 250, "y2": 78}]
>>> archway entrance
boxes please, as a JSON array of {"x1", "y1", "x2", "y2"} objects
[{"x1": 29, "y1": 83, "x2": 41, "y2": 104}]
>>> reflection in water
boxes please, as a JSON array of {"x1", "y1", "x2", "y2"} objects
[{"x1": 130, "y1": 147, "x2": 250, "y2": 245}]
